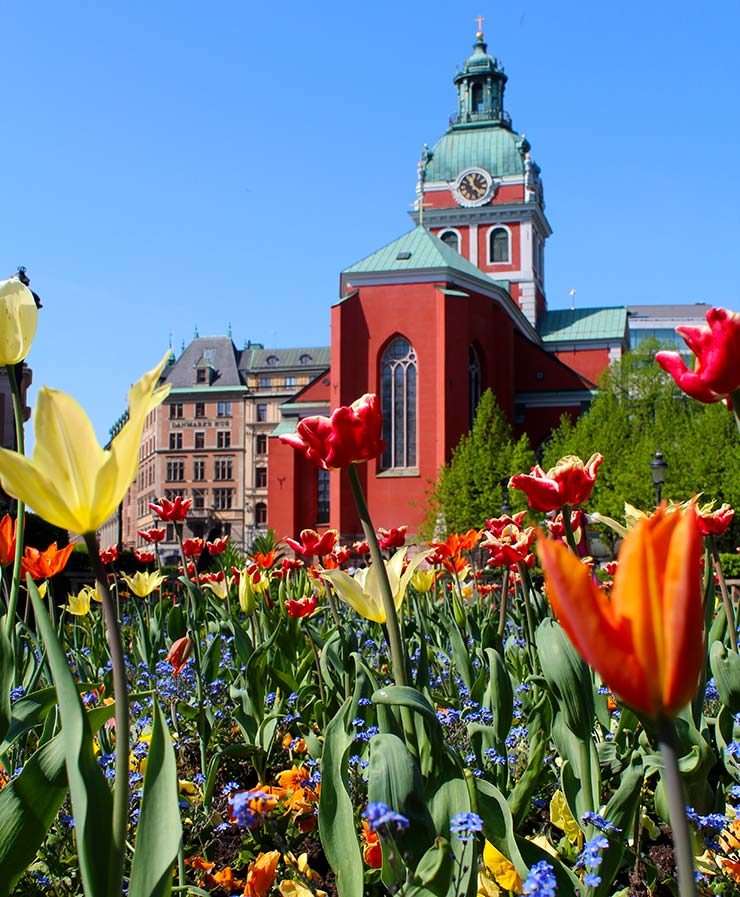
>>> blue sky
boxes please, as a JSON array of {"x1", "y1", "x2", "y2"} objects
[{"x1": 4, "y1": 1, "x2": 739, "y2": 441}]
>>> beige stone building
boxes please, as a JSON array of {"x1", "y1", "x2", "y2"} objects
[{"x1": 102, "y1": 335, "x2": 329, "y2": 559}]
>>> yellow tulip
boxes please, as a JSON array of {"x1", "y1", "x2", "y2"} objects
[
  {"x1": 0, "y1": 353, "x2": 170, "y2": 534},
  {"x1": 410, "y1": 568, "x2": 436, "y2": 593},
  {"x1": 0, "y1": 277, "x2": 38, "y2": 365},
  {"x1": 120, "y1": 570, "x2": 166, "y2": 598},
  {"x1": 202, "y1": 576, "x2": 232, "y2": 600},
  {"x1": 237, "y1": 571, "x2": 256, "y2": 615},
  {"x1": 549, "y1": 790, "x2": 583, "y2": 848},
  {"x1": 66, "y1": 586, "x2": 92, "y2": 616},
  {"x1": 322, "y1": 548, "x2": 431, "y2": 623}
]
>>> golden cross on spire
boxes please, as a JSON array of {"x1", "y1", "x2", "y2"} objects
[{"x1": 475, "y1": 14, "x2": 485, "y2": 35}]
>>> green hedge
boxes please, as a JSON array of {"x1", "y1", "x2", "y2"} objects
[{"x1": 719, "y1": 552, "x2": 740, "y2": 580}]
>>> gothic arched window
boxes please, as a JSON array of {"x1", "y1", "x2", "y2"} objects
[
  {"x1": 381, "y1": 337, "x2": 417, "y2": 469},
  {"x1": 468, "y1": 345, "x2": 482, "y2": 429},
  {"x1": 489, "y1": 227, "x2": 510, "y2": 263},
  {"x1": 439, "y1": 229, "x2": 460, "y2": 253}
]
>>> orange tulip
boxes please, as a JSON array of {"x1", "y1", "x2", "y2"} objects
[
  {"x1": 0, "y1": 514, "x2": 16, "y2": 567},
  {"x1": 21, "y1": 541, "x2": 75, "y2": 580},
  {"x1": 537, "y1": 507, "x2": 704, "y2": 718}
]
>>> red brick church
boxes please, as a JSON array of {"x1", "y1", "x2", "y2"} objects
[{"x1": 269, "y1": 26, "x2": 628, "y2": 539}]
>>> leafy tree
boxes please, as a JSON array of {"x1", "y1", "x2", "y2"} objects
[
  {"x1": 541, "y1": 341, "x2": 740, "y2": 547},
  {"x1": 430, "y1": 389, "x2": 534, "y2": 533}
]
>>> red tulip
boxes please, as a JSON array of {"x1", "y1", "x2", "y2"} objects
[
  {"x1": 138, "y1": 527, "x2": 166, "y2": 543},
  {"x1": 485, "y1": 511, "x2": 527, "y2": 538},
  {"x1": 134, "y1": 549, "x2": 155, "y2": 564},
  {"x1": 279, "y1": 393, "x2": 385, "y2": 470},
  {"x1": 207, "y1": 536, "x2": 229, "y2": 556},
  {"x1": 378, "y1": 526, "x2": 408, "y2": 551},
  {"x1": 509, "y1": 454, "x2": 603, "y2": 512},
  {"x1": 285, "y1": 528, "x2": 338, "y2": 559},
  {"x1": 538, "y1": 507, "x2": 703, "y2": 717},
  {"x1": 285, "y1": 594, "x2": 318, "y2": 618},
  {"x1": 696, "y1": 502, "x2": 735, "y2": 536},
  {"x1": 0, "y1": 514, "x2": 17, "y2": 567},
  {"x1": 182, "y1": 537, "x2": 205, "y2": 559},
  {"x1": 482, "y1": 522, "x2": 536, "y2": 567},
  {"x1": 99, "y1": 545, "x2": 118, "y2": 565},
  {"x1": 656, "y1": 307, "x2": 740, "y2": 403},
  {"x1": 149, "y1": 497, "x2": 192, "y2": 522},
  {"x1": 166, "y1": 634, "x2": 193, "y2": 676}
]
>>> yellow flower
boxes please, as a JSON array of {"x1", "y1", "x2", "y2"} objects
[
  {"x1": 0, "y1": 277, "x2": 38, "y2": 365},
  {"x1": 66, "y1": 586, "x2": 92, "y2": 616},
  {"x1": 202, "y1": 576, "x2": 232, "y2": 600},
  {"x1": 410, "y1": 568, "x2": 436, "y2": 593},
  {"x1": 238, "y1": 572, "x2": 256, "y2": 615},
  {"x1": 0, "y1": 353, "x2": 170, "y2": 534},
  {"x1": 482, "y1": 842, "x2": 523, "y2": 893},
  {"x1": 549, "y1": 790, "x2": 583, "y2": 848},
  {"x1": 120, "y1": 570, "x2": 166, "y2": 598},
  {"x1": 322, "y1": 548, "x2": 431, "y2": 623}
]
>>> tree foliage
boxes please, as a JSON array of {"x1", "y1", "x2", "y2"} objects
[
  {"x1": 431, "y1": 389, "x2": 534, "y2": 534},
  {"x1": 541, "y1": 341, "x2": 740, "y2": 546}
]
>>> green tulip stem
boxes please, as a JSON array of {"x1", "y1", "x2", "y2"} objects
[
  {"x1": 656, "y1": 716, "x2": 698, "y2": 897},
  {"x1": 497, "y1": 566, "x2": 510, "y2": 643},
  {"x1": 5, "y1": 364, "x2": 26, "y2": 639},
  {"x1": 730, "y1": 390, "x2": 740, "y2": 437},
  {"x1": 709, "y1": 535, "x2": 737, "y2": 653},
  {"x1": 346, "y1": 463, "x2": 408, "y2": 687},
  {"x1": 516, "y1": 561, "x2": 539, "y2": 672},
  {"x1": 561, "y1": 503, "x2": 580, "y2": 555},
  {"x1": 84, "y1": 531, "x2": 129, "y2": 894}
]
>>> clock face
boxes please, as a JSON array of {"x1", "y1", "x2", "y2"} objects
[{"x1": 453, "y1": 168, "x2": 494, "y2": 207}]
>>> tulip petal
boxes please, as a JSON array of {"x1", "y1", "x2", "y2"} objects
[
  {"x1": 538, "y1": 535, "x2": 650, "y2": 713},
  {"x1": 397, "y1": 549, "x2": 433, "y2": 611},
  {"x1": 322, "y1": 568, "x2": 383, "y2": 623},
  {"x1": 0, "y1": 447, "x2": 86, "y2": 532}
]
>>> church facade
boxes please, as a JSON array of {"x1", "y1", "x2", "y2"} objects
[{"x1": 268, "y1": 27, "x2": 628, "y2": 540}]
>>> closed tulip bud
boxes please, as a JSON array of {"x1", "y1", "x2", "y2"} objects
[
  {"x1": 0, "y1": 277, "x2": 38, "y2": 365},
  {"x1": 166, "y1": 634, "x2": 193, "y2": 676}
]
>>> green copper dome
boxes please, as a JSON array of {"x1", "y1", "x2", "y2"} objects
[
  {"x1": 423, "y1": 127, "x2": 528, "y2": 182},
  {"x1": 422, "y1": 29, "x2": 530, "y2": 182}
]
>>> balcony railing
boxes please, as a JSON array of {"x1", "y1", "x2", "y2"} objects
[{"x1": 448, "y1": 109, "x2": 512, "y2": 128}]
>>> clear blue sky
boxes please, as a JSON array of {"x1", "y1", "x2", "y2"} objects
[{"x1": 4, "y1": 1, "x2": 739, "y2": 442}]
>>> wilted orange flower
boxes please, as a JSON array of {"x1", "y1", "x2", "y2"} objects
[
  {"x1": 276, "y1": 765, "x2": 311, "y2": 791},
  {"x1": 362, "y1": 820, "x2": 382, "y2": 868},
  {"x1": 22, "y1": 541, "x2": 75, "y2": 580},
  {"x1": 243, "y1": 850, "x2": 280, "y2": 897},
  {"x1": 538, "y1": 507, "x2": 703, "y2": 718}
]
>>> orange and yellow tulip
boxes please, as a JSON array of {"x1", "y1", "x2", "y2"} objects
[{"x1": 537, "y1": 507, "x2": 703, "y2": 718}]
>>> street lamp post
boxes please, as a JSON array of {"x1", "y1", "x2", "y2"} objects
[
  {"x1": 500, "y1": 477, "x2": 512, "y2": 516},
  {"x1": 649, "y1": 450, "x2": 668, "y2": 507}
]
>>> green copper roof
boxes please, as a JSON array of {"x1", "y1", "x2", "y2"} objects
[
  {"x1": 343, "y1": 226, "x2": 497, "y2": 283},
  {"x1": 539, "y1": 307, "x2": 628, "y2": 342},
  {"x1": 424, "y1": 126, "x2": 526, "y2": 182}
]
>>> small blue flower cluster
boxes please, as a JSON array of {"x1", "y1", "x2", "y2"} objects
[
  {"x1": 581, "y1": 812, "x2": 622, "y2": 834},
  {"x1": 449, "y1": 811, "x2": 483, "y2": 843},
  {"x1": 363, "y1": 801, "x2": 410, "y2": 833},
  {"x1": 685, "y1": 806, "x2": 728, "y2": 849},
  {"x1": 522, "y1": 860, "x2": 557, "y2": 896},
  {"x1": 575, "y1": 835, "x2": 608, "y2": 888}
]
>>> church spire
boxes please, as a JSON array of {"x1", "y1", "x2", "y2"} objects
[{"x1": 451, "y1": 20, "x2": 510, "y2": 129}]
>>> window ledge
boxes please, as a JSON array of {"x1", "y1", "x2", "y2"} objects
[{"x1": 376, "y1": 467, "x2": 420, "y2": 479}]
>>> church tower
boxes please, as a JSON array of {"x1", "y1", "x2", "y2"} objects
[{"x1": 412, "y1": 23, "x2": 550, "y2": 326}]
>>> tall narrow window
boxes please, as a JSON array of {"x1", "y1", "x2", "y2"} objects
[
  {"x1": 381, "y1": 337, "x2": 417, "y2": 469},
  {"x1": 439, "y1": 230, "x2": 460, "y2": 253},
  {"x1": 316, "y1": 469, "x2": 330, "y2": 524},
  {"x1": 472, "y1": 82, "x2": 483, "y2": 113},
  {"x1": 468, "y1": 345, "x2": 482, "y2": 430},
  {"x1": 255, "y1": 502, "x2": 267, "y2": 527},
  {"x1": 489, "y1": 227, "x2": 510, "y2": 263}
]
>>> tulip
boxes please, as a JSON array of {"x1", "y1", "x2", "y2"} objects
[
  {"x1": 0, "y1": 513, "x2": 17, "y2": 567},
  {"x1": 537, "y1": 507, "x2": 703, "y2": 718},
  {"x1": 510, "y1": 454, "x2": 603, "y2": 513},
  {"x1": 66, "y1": 586, "x2": 93, "y2": 616},
  {"x1": 149, "y1": 496, "x2": 192, "y2": 522},
  {"x1": 138, "y1": 527, "x2": 166, "y2": 543},
  {"x1": 656, "y1": 307, "x2": 740, "y2": 403},
  {"x1": 482, "y1": 522, "x2": 536, "y2": 567},
  {"x1": 696, "y1": 500, "x2": 735, "y2": 536},
  {"x1": 251, "y1": 548, "x2": 279, "y2": 569},
  {"x1": 21, "y1": 541, "x2": 75, "y2": 580},
  {"x1": 285, "y1": 594, "x2": 318, "y2": 618},
  {"x1": 243, "y1": 850, "x2": 280, "y2": 897},
  {"x1": 0, "y1": 353, "x2": 170, "y2": 535},
  {"x1": 237, "y1": 571, "x2": 256, "y2": 615},
  {"x1": 284, "y1": 528, "x2": 338, "y2": 558},
  {"x1": 279, "y1": 393, "x2": 385, "y2": 470},
  {"x1": 134, "y1": 548, "x2": 155, "y2": 564},
  {"x1": 202, "y1": 574, "x2": 232, "y2": 600},
  {"x1": 166, "y1": 634, "x2": 194, "y2": 676},
  {"x1": 377, "y1": 525, "x2": 408, "y2": 551},
  {"x1": 99, "y1": 545, "x2": 118, "y2": 565},
  {"x1": 120, "y1": 570, "x2": 166, "y2": 598},
  {"x1": 322, "y1": 548, "x2": 430, "y2": 623},
  {"x1": 410, "y1": 568, "x2": 436, "y2": 593},
  {"x1": 0, "y1": 277, "x2": 38, "y2": 365},
  {"x1": 182, "y1": 537, "x2": 205, "y2": 558},
  {"x1": 207, "y1": 536, "x2": 229, "y2": 556}
]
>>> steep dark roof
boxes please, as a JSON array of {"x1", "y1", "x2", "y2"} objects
[{"x1": 161, "y1": 337, "x2": 243, "y2": 388}]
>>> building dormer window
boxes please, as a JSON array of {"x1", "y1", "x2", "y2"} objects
[
  {"x1": 196, "y1": 368, "x2": 207, "y2": 384},
  {"x1": 439, "y1": 229, "x2": 460, "y2": 253},
  {"x1": 489, "y1": 227, "x2": 510, "y2": 264},
  {"x1": 299, "y1": 354, "x2": 312, "y2": 365},
  {"x1": 266, "y1": 355, "x2": 279, "y2": 366}
]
